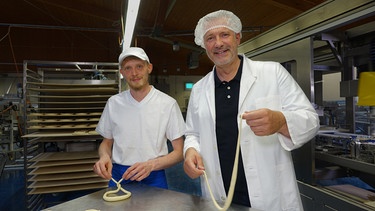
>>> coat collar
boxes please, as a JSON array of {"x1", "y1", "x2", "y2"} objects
[
  {"x1": 238, "y1": 54, "x2": 257, "y2": 111},
  {"x1": 204, "y1": 54, "x2": 257, "y2": 119}
]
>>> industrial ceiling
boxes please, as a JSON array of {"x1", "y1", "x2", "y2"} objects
[{"x1": 1, "y1": 0, "x2": 328, "y2": 77}]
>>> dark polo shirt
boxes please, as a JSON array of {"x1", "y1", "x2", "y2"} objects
[{"x1": 214, "y1": 56, "x2": 250, "y2": 207}]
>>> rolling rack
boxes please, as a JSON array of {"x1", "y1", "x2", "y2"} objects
[{"x1": 22, "y1": 60, "x2": 120, "y2": 210}]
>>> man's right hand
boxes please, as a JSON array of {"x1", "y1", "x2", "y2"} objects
[
  {"x1": 93, "y1": 156, "x2": 112, "y2": 180},
  {"x1": 183, "y1": 148, "x2": 205, "y2": 179}
]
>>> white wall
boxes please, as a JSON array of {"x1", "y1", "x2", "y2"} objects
[
  {"x1": 169, "y1": 75, "x2": 203, "y2": 112},
  {"x1": 150, "y1": 75, "x2": 203, "y2": 112},
  {"x1": 323, "y1": 72, "x2": 343, "y2": 101}
]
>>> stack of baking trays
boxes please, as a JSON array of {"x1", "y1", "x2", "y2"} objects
[
  {"x1": 22, "y1": 66, "x2": 119, "y2": 196},
  {"x1": 27, "y1": 151, "x2": 108, "y2": 194}
]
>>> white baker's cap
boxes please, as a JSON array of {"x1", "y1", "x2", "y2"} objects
[
  {"x1": 194, "y1": 10, "x2": 242, "y2": 48},
  {"x1": 118, "y1": 47, "x2": 150, "y2": 65}
]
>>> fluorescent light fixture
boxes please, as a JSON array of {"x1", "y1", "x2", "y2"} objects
[
  {"x1": 122, "y1": 0, "x2": 141, "y2": 50},
  {"x1": 120, "y1": 0, "x2": 141, "y2": 79}
]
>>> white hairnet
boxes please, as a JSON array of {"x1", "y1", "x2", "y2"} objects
[{"x1": 194, "y1": 10, "x2": 242, "y2": 48}]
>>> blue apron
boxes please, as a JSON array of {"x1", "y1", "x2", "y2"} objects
[{"x1": 109, "y1": 163, "x2": 168, "y2": 189}]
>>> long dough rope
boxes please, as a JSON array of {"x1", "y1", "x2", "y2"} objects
[
  {"x1": 103, "y1": 178, "x2": 132, "y2": 202},
  {"x1": 203, "y1": 114, "x2": 243, "y2": 211}
]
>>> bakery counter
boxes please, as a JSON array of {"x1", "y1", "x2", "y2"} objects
[{"x1": 43, "y1": 183, "x2": 260, "y2": 211}]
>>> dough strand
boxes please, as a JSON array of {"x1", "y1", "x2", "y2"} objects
[
  {"x1": 103, "y1": 178, "x2": 132, "y2": 202},
  {"x1": 203, "y1": 114, "x2": 243, "y2": 211}
]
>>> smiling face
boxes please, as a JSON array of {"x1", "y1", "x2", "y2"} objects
[
  {"x1": 203, "y1": 27, "x2": 241, "y2": 69},
  {"x1": 120, "y1": 56, "x2": 152, "y2": 91}
]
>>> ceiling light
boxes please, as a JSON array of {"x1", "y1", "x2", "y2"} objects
[{"x1": 122, "y1": 0, "x2": 141, "y2": 49}]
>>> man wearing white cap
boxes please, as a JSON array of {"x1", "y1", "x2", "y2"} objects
[
  {"x1": 94, "y1": 47, "x2": 185, "y2": 189},
  {"x1": 183, "y1": 10, "x2": 319, "y2": 210}
]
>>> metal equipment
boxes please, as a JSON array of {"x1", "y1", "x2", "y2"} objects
[{"x1": 315, "y1": 132, "x2": 375, "y2": 164}]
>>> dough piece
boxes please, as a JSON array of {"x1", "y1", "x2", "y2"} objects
[
  {"x1": 103, "y1": 178, "x2": 131, "y2": 202},
  {"x1": 76, "y1": 112, "x2": 87, "y2": 115},
  {"x1": 73, "y1": 130, "x2": 87, "y2": 135},
  {"x1": 203, "y1": 114, "x2": 243, "y2": 210}
]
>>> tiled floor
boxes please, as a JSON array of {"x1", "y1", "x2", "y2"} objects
[
  {"x1": 166, "y1": 162, "x2": 201, "y2": 196},
  {"x1": 0, "y1": 168, "x2": 26, "y2": 210}
]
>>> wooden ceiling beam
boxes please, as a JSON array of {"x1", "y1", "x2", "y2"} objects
[
  {"x1": 263, "y1": 0, "x2": 308, "y2": 14},
  {"x1": 33, "y1": 0, "x2": 119, "y2": 23}
]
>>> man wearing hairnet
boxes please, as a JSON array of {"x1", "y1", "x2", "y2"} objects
[{"x1": 183, "y1": 10, "x2": 319, "y2": 210}]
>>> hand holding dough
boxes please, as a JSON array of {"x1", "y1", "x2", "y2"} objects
[
  {"x1": 242, "y1": 109, "x2": 288, "y2": 137},
  {"x1": 203, "y1": 114, "x2": 243, "y2": 211}
]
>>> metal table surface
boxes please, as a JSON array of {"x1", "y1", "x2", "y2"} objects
[{"x1": 43, "y1": 183, "x2": 260, "y2": 211}]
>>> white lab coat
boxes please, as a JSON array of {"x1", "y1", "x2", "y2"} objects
[{"x1": 184, "y1": 55, "x2": 319, "y2": 211}]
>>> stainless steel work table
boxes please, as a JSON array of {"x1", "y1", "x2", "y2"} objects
[{"x1": 43, "y1": 183, "x2": 260, "y2": 211}]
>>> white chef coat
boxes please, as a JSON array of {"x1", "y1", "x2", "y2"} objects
[
  {"x1": 184, "y1": 55, "x2": 319, "y2": 211},
  {"x1": 96, "y1": 86, "x2": 185, "y2": 165}
]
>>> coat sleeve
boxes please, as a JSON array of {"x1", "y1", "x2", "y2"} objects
[
  {"x1": 275, "y1": 63, "x2": 320, "y2": 151},
  {"x1": 183, "y1": 83, "x2": 201, "y2": 157}
]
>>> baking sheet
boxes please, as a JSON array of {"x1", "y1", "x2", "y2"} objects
[
  {"x1": 28, "y1": 182, "x2": 108, "y2": 195},
  {"x1": 29, "y1": 118, "x2": 100, "y2": 123},
  {"x1": 27, "y1": 107, "x2": 104, "y2": 111},
  {"x1": 28, "y1": 87, "x2": 117, "y2": 93},
  {"x1": 29, "y1": 172, "x2": 99, "y2": 181},
  {"x1": 29, "y1": 164, "x2": 94, "y2": 175},
  {"x1": 28, "y1": 124, "x2": 97, "y2": 130},
  {"x1": 30, "y1": 151, "x2": 98, "y2": 162},
  {"x1": 36, "y1": 101, "x2": 107, "y2": 104},
  {"x1": 28, "y1": 94, "x2": 112, "y2": 99},
  {"x1": 29, "y1": 158, "x2": 98, "y2": 168},
  {"x1": 29, "y1": 112, "x2": 102, "y2": 116},
  {"x1": 29, "y1": 177, "x2": 108, "y2": 188},
  {"x1": 27, "y1": 81, "x2": 117, "y2": 87},
  {"x1": 22, "y1": 131, "x2": 99, "y2": 138}
]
